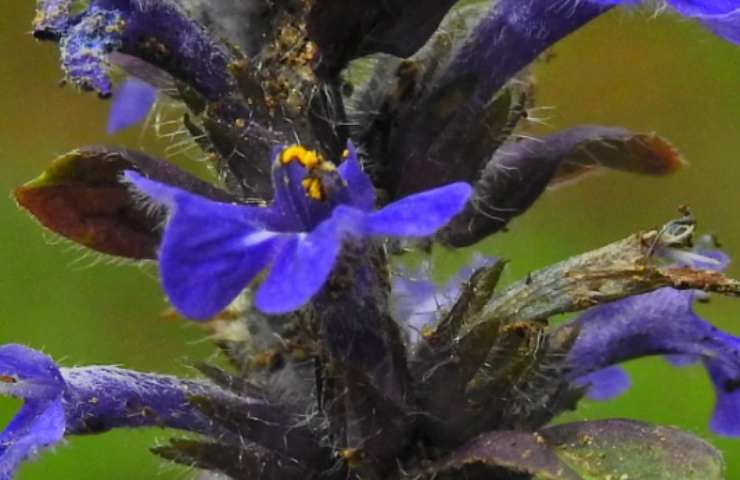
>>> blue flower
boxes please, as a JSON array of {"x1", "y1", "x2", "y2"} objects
[
  {"x1": 0, "y1": 343, "x2": 257, "y2": 479},
  {"x1": 126, "y1": 144, "x2": 472, "y2": 319},
  {"x1": 572, "y1": 366, "x2": 631, "y2": 401},
  {"x1": 0, "y1": 345, "x2": 65, "y2": 480},
  {"x1": 392, "y1": 254, "x2": 497, "y2": 344},
  {"x1": 107, "y1": 77, "x2": 157, "y2": 134},
  {"x1": 590, "y1": 0, "x2": 740, "y2": 44},
  {"x1": 563, "y1": 246, "x2": 740, "y2": 435}
]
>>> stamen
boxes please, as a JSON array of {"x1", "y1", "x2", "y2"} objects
[
  {"x1": 0, "y1": 374, "x2": 18, "y2": 384},
  {"x1": 278, "y1": 144, "x2": 341, "y2": 201},
  {"x1": 301, "y1": 177, "x2": 325, "y2": 201},
  {"x1": 279, "y1": 145, "x2": 321, "y2": 170}
]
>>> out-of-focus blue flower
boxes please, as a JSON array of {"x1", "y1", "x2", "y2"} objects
[
  {"x1": 0, "y1": 343, "x2": 246, "y2": 479},
  {"x1": 564, "y1": 246, "x2": 740, "y2": 435},
  {"x1": 392, "y1": 255, "x2": 497, "y2": 344},
  {"x1": 107, "y1": 78, "x2": 157, "y2": 134},
  {"x1": 126, "y1": 144, "x2": 472, "y2": 319},
  {"x1": 590, "y1": 0, "x2": 740, "y2": 44}
]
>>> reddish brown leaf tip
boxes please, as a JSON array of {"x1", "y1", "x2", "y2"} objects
[
  {"x1": 627, "y1": 133, "x2": 686, "y2": 174},
  {"x1": 14, "y1": 147, "x2": 162, "y2": 259}
]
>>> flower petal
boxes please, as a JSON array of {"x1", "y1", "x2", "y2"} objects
[
  {"x1": 0, "y1": 345, "x2": 66, "y2": 480},
  {"x1": 255, "y1": 219, "x2": 343, "y2": 314},
  {"x1": 707, "y1": 359, "x2": 740, "y2": 436},
  {"x1": 107, "y1": 78, "x2": 157, "y2": 134},
  {"x1": 0, "y1": 400, "x2": 65, "y2": 480},
  {"x1": 124, "y1": 171, "x2": 287, "y2": 320},
  {"x1": 270, "y1": 159, "x2": 331, "y2": 231},
  {"x1": 337, "y1": 142, "x2": 375, "y2": 212},
  {"x1": 364, "y1": 182, "x2": 472, "y2": 237},
  {"x1": 574, "y1": 366, "x2": 631, "y2": 401}
]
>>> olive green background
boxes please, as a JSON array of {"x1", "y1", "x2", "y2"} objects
[{"x1": 2, "y1": 2, "x2": 740, "y2": 478}]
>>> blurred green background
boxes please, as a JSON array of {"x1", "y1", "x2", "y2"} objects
[{"x1": 2, "y1": 2, "x2": 740, "y2": 478}]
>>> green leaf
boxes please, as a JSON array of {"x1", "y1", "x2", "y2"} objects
[{"x1": 539, "y1": 419, "x2": 724, "y2": 480}]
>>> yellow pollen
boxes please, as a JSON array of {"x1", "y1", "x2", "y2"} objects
[
  {"x1": 341, "y1": 148, "x2": 350, "y2": 159},
  {"x1": 280, "y1": 145, "x2": 321, "y2": 170},
  {"x1": 301, "y1": 177, "x2": 325, "y2": 200}
]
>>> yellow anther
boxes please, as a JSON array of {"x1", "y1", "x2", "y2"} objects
[
  {"x1": 280, "y1": 145, "x2": 321, "y2": 170},
  {"x1": 341, "y1": 148, "x2": 350, "y2": 159},
  {"x1": 301, "y1": 177, "x2": 325, "y2": 201}
]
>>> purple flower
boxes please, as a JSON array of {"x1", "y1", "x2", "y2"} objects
[
  {"x1": 0, "y1": 345, "x2": 65, "y2": 480},
  {"x1": 392, "y1": 255, "x2": 497, "y2": 344},
  {"x1": 107, "y1": 77, "x2": 157, "y2": 134},
  {"x1": 590, "y1": 0, "x2": 740, "y2": 44},
  {"x1": 126, "y1": 144, "x2": 471, "y2": 319},
  {"x1": 563, "y1": 247, "x2": 740, "y2": 435},
  {"x1": 572, "y1": 366, "x2": 631, "y2": 401},
  {"x1": 0, "y1": 343, "x2": 259, "y2": 478}
]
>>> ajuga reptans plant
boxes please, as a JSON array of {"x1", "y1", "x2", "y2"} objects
[{"x1": 4, "y1": 0, "x2": 740, "y2": 479}]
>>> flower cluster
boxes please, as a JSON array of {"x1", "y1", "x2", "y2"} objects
[{"x1": 5, "y1": 0, "x2": 740, "y2": 479}]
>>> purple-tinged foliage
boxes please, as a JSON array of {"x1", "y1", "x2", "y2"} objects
[
  {"x1": 591, "y1": 0, "x2": 740, "y2": 44},
  {"x1": 33, "y1": 0, "x2": 236, "y2": 98},
  {"x1": 308, "y1": 0, "x2": 458, "y2": 76},
  {"x1": 440, "y1": 126, "x2": 683, "y2": 246},
  {"x1": 13, "y1": 0, "x2": 740, "y2": 478},
  {"x1": 381, "y1": 1, "x2": 610, "y2": 198},
  {"x1": 126, "y1": 144, "x2": 471, "y2": 318},
  {"x1": 107, "y1": 78, "x2": 157, "y2": 134},
  {"x1": 392, "y1": 255, "x2": 498, "y2": 344},
  {"x1": 58, "y1": 6, "x2": 124, "y2": 95},
  {"x1": 562, "y1": 247, "x2": 740, "y2": 435}
]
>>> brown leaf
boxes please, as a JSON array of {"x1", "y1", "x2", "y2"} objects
[
  {"x1": 551, "y1": 127, "x2": 685, "y2": 186},
  {"x1": 14, "y1": 146, "x2": 233, "y2": 259}
]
